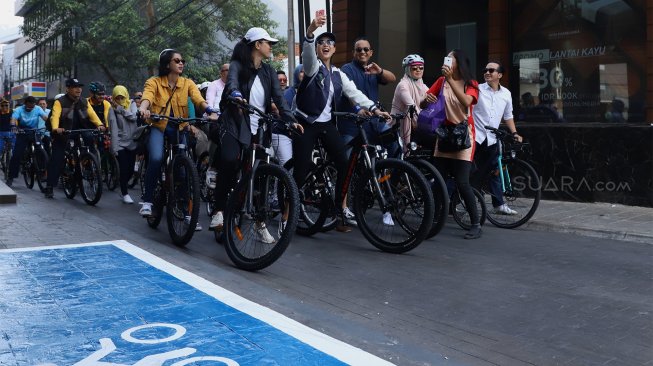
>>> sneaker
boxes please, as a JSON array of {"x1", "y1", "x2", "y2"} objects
[
  {"x1": 254, "y1": 222, "x2": 276, "y2": 244},
  {"x1": 44, "y1": 186, "x2": 54, "y2": 199},
  {"x1": 342, "y1": 207, "x2": 357, "y2": 226},
  {"x1": 5, "y1": 178, "x2": 12, "y2": 188},
  {"x1": 139, "y1": 202, "x2": 153, "y2": 217},
  {"x1": 133, "y1": 161, "x2": 140, "y2": 173},
  {"x1": 382, "y1": 211, "x2": 395, "y2": 226},
  {"x1": 206, "y1": 169, "x2": 217, "y2": 189},
  {"x1": 209, "y1": 212, "x2": 224, "y2": 231},
  {"x1": 494, "y1": 204, "x2": 517, "y2": 215},
  {"x1": 464, "y1": 224, "x2": 482, "y2": 239},
  {"x1": 278, "y1": 218, "x2": 287, "y2": 237},
  {"x1": 185, "y1": 216, "x2": 202, "y2": 231},
  {"x1": 122, "y1": 194, "x2": 134, "y2": 204}
]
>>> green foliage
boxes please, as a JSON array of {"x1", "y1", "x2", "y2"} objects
[{"x1": 20, "y1": 0, "x2": 285, "y2": 90}]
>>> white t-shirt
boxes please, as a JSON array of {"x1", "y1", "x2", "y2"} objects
[
  {"x1": 249, "y1": 76, "x2": 265, "y2": 134},
  {"x1": 315, "y1": 81, "x2": 334, "y2": 123}
]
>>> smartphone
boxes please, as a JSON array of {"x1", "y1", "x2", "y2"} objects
[
  {"x1": 316, "y1": 9, "x2": 325, "y2": 17},
  {"x1": 443, "y1": 56, "x2": 453, "y2": 67}
]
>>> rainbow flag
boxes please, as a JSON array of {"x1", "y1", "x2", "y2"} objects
[{"x1": 31, "y1": 82, "x2": 46, "y2": 97}]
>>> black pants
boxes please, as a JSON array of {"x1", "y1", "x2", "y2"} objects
[
  {"x1": 293, "y1": 121, "x2": 348, "y2": 210},
  {"x1": 117, "y1": 149, "x2": 136, "y2": 196},
  {"x1": 212, "y1": 133, "x2": 242, "y2": 212},
  {"x1": 47, "y1": 133, "x2": 94, "y2": 188},
  {"x1": 8, "y1": 133, "x2": 32, "y2": 179},
  {"x1": 434, "y1": 157, "x2": 479, "y2": 225}
]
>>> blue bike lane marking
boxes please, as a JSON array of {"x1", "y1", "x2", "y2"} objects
[{"x1": 0, "y1": 240, "x2": 394, "y2": 366}]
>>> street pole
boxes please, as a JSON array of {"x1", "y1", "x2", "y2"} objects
[{"x1": 287, "y1": 0, "x2": 295, "y2": 86}]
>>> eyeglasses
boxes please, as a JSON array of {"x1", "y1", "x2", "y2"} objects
[
  {"x1": 355, "y1": 47, "x2": 371, "y2": 53},
  {"x1": 172, "y1": 58, "x2": 186, "y2": 64},
  {"x1": 317, "y1": 39, "x2": 335, "y2": 46},
  {"x1": 483, "y1": 68, "x2": 498, "y2": 74},
  {"x1": 410, "y1": 66, "x2": 424, "y2": 71}
]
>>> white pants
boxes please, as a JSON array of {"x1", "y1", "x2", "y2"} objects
[{"x1": 271, "y1": 133, "x2": 292, "y2": 166}]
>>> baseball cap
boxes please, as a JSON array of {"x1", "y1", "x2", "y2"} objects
[
  {"x1": 65, "y1": 78, "x2": 84, "y2": 87},
  {"x1": 244, "y1": 27, "x2": 278, "y2": 44},
  {"x1": 316, "y1": 32, "x2": 336, "y2": 42}
]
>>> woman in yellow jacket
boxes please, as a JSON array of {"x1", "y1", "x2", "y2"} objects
[{"x1": 138, "y1": 48, "x2": 218, "y2": 222}]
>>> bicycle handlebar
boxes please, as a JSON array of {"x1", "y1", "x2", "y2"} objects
[
  {"x1": 148, "y1": 114, "x2": 213, "y2": 125},
  {"x1": 226, "y1": 96, "x2": 302, "y2": 136}
]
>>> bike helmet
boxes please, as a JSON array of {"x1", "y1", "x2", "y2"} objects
[
  {"x1": 88, "y1": 81, "x2": 106, "y2": 94},
  {"x1": 199, "y1": 81, "x2": 211, "y2": 91},
  {"x1": 402, "y1": 54, "x2": 424, "y2": 68}
]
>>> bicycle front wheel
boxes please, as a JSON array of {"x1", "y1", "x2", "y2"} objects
[
  {"x1": 224, "y1": 163, "x2": 299, "y2": 271},
  {"x1": 34, "y1": 147, "x2": 48, "y2": 192},
  {"x1": 101, "y1": 152, "x2": 119, "y2": 191},
  {"x1": 354, "y1": 158, "x2": 434, "y2": 253},
  {"x1": 166, "y1": 155, "x2": 200, "y2": 247},
  {"x1": 484, "y1": 158, "x2": 541, "y2": 229},
  {"x1": 62, "y1": 152, "x2": 77, "y2": 199},
  {"x1": 22, "y1": 152, "x2": 35, "y2": 189},
  {"x1": 451, "y1": 187, "x2": 487, "y2": 230},
  {"x1": 79, "y1": 152, "x2": 103, "y2": 205}
]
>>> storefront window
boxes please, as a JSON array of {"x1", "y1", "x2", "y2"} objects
[{"x1": 511, "y1": 0, "x2": 646, "y2": 123}]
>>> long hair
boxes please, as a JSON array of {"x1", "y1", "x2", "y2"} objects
[
  {"x1": 231, "y1": 39, "x2": 255, "y2": 89},
  {"x1": 158, "y1": 48, "x2": 179, "y2": 76},
  {"x1": 450, "y1": 49, "x2": 475, "y2": 89}
]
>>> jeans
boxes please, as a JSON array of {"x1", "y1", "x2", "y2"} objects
[
  {"x1": 472, "y1": 141, "x2": 504, "y2": 207},
  {"x1": 142, "y1": 124, "x2": 186, "y2": 203},
  {"x1": 8, "y1": 133, "x2": 33, "y2": 179}
]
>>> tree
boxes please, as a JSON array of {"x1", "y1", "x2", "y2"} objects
[{"x1": 20, "y1": 0, "x2": 286, "y2": 89}]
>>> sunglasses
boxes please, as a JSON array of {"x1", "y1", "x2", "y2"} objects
[
  {"x1": 483, "y1": 68, "x2": 498, "y2": 74},
  {"x1": 410, "y1": 66, "x2": 424, "y2": 71},
  {"x1": 355, "y1": 47, "x2": 371, "y2": 53},
  {"x1": 317, "y1": 39, "x2": 335, "y2": 46},
  {"x1": 172, "y1": 58, "x2": 186, "y2": 64}
]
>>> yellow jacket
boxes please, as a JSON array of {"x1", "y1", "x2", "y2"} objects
[
  {"x1": 87, "y1": 98, "x2": 112, "y2": 127},
  {"x1": 142, "y1": 76, "x2": 205, "y2": 131},
  {"x1": 50, "y1": 96, "x2": 102, "y2": 130}
]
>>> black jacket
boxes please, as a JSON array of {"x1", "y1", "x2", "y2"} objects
[{"x1": 217, "y1": 60, "x2": 294, "y2": 145}]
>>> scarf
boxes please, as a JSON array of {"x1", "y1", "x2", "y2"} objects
[{"x1": 112, "y1": 85, "x2": 131, "y2": 110}]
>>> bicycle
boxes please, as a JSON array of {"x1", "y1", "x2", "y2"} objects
[
  {"x1": 475, "y1": 127, "x2": 541, "y2": 228},
  {"x1": 1, "y1": 133, "x2": 14, "y2": 181},
  {"x1": 219, "y1": 98, "x2": 300, "y2": 271},
  {"x1": 296, "y1": 111, "x2": 434, "y2": 253},
  {"x1": 141, "y1": 114, "x2": 203, "y2": 247},
  {"x1": 60, "y1": 129, "x2": 103, "y2": 205},
  {"x1": 17, "y1": 128, "x2": 49, "y2": 191},
  {"x1": 97, "y1": 132, "x2": 120, "y2": 191}
]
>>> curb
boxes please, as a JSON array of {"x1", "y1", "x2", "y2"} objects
[
  {"x1": 522, "y1": 221, "x2": 653, "y2": 244},
  {"x1": 0, "y1": 180, "x2": 16, "y2": 204}
]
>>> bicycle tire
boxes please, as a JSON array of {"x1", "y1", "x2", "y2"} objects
[
  {"x1": 62, "y1": 152, "x2": 77, "y2": 199},
  {"x1": 284, "y1": 159, "x2": 330, "y2": 237},
  {"x1": 79, "y1": 152, "x2": 103, "y2": 206},
  {"x1": 451, "y1": 187, "x2": 487, "y2": 230},
  {"x1": 22, "y1": 152, "x2": 35, "y2": 189},
  {"x1": 354, "y1": 158, "x2": 434, "y2": 253},
  {"x1": 196, "y1": 151, "x2": 210, "y2": 202},
  {"x1": 166, "y1": 154, "x2": 200, "y2": 247},
  {"x1": 139, "y1": 158, "x2": 148, "y2": 200},
  {"x1": 224, "y1": 163, "x2": 299, "y2": 271},
  {"x1": 1, "y1": 147, "x2": 12, "y2": 180},
  {"x1": 128, "y1": 156, "x2": 143, "y2": 188},
  {"x1": 102, "y1": 152, "x2": 120, "y2": 191},
  {"x1": 34, "y1": 147, "x2": 48, "y2": 192},
  {"x1": 408, "y1": 158, "x2": 448, "y2": 239},
  {"x1": 147, "y1": 181, "x2": 165, "y2": 228},
  {"x1": 484, "y1": 158, "x2": 541, "y2": 229}
]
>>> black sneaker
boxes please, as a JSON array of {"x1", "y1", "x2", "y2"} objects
[
  {"x1": 44, "y1": 186, "x2": 54, "y2": 199},
  {"x1": 464, "y1": 224, "x2": 482, "y2": 239}
]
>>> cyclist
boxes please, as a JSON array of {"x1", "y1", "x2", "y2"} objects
[
  {"x1": 293, "y1": 15, "x2": 390, "y2": 233},
  {"x1": 208, "y1": 27, "x2": 302, "y2": 242},
  {"x1": 138, "y1": 48, "x2": 218, "y2": 231},
  {"x1": 472, "y1": 61, "x2": 523, "y2": 216},
  {"x1": 44, "y1": 78, "x2": 106, "y2": 198},
  {"x1": 390, "y1": 54, "x2": 428, "y2": 151},
  {"x1": 110, "y1": 85, "x2": 139, "y2": 204},
  {"x1": 87, "y1": 82, "x2": 115, "y2": 129},
  {"x1": 6, "y1": 96, "x2": 49, "y2": 187},
  {"x1": 0, "y1": 99, "x2": 14, "y2": 167}
]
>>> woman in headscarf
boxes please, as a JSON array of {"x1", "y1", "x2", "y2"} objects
[
  {"x1": 391, "y1": 54, "x2": 427, "y2": 152},
  {"x1": 110, "y1": 85, "x2": 139, "y2": 204}
]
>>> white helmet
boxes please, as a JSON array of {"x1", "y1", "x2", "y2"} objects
[
  {"x1": 402, "y1": 54, "x2": 424, "y2": 68},
  {"x1": 199, "y1": 81, "x2": 211, "y2": 91}
]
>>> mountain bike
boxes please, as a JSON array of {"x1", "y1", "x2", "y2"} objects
[
  {"x1": 296, "y1": 111, "x2": 434, "y2": 253},
  {"x1": 97, "y1": 132, "x2": 119, "y2": 191},
  {"x1": 219, "y1": 98, "x2": 300, "y2": 271},
  {"x1": 60, "y1": 129, "x2": 103, "y2": 205},
  {"x1": 17, "y1": 128, "x2": 49, "y2": 191},
  {"x1": 475, "y1": 127, "x2": 541, "y2": 228},
  {"x1": 1, "y1": 133, "x2": 14, "y2": 181},
  {"x1": 142, "y1": 115, "x2": 202, "y2": 247}
]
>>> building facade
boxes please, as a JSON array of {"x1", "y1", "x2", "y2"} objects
[{"x1": 330, "y1": 0, "x2": 651, "y2": 206}]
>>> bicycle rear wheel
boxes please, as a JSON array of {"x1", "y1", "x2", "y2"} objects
[
  {"x1": 354, "y1": 158, "x2": 434, "y2": 253},
  {"x1": 484, "y1": 158, "x2": 541, "y2": 229},
  {"x1": 284, "y1": 159, "x2": 331, "y2": 237},
  {"x1": 166, "y1": 154, "x2": 200, "y2": 247},
  {"x1": 128, "y1": 155, "x2": 143, "y2": 189},
  {"x1": 34, "y1": 147, "x2": 48, "y2": 192},
  {"x1": 22, "y1": 153, "x2": 35, "y2": 189},
  {"x1": 451, "y1": 187, "x2": 487, "y2": 230},
  {"x1": 1, "y1": 148, "x2": 12, "y2": 180},
  {"x1": 79, "y1": 152, "x2": 103, "y2": 205},
  {"x1": 101, "y1": 152, "x2": 119, "y2": 191},
  {"x1": 409, "y1": 158, "x2": 448, "y2": 239},
  {"x1": 196, "y1": 151, "x2": 210, "y2": 202},
  {"x1": 224, "y1": 163, "x2": 299, "y2": 271}
]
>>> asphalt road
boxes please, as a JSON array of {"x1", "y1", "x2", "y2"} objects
[{"x1": 1, "y1": 184, "x2": 651, "y2": 366}]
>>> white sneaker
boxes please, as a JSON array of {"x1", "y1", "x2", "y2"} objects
[
  {"x1": 139, "y1": 202, "x2": 153, "y2": 217},
  {"x1": 382, "y1": 211, "x2": 395, "y2": 226},
  {"x1": 278, "y1": 219, "x2": 287, "y2": 237},
  {"x1": 494, "y1": 204, "x2": 517, "y2": 215},
  {"x1": 206, "y1": 169, "x2": 217, "y2": 189},
  {"x1": 254, "y1": 222, "x2": 276, "y2": 244},
  {"x1": 133, "y1": 161, "x2": 141, "y2": 173},
  {"x1": 342, "y1": 207, "x2": 357, "y2": 226},
  {"x1": 209, "y1": 212, "x2": 224, "y2": 231},
  {"x1": 185, "y1": 216, "x2": 202, "y2": 231},
  {"x1": 122, "y1": 194, "x2": 134, "y2": 204}
]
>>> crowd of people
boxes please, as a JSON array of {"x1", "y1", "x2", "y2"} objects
[{"x1": 3, "y1": 14, "x2": 525, "y2": 242}]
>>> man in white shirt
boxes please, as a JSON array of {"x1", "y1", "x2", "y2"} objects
[
  {"x1": 472, "y1": 61, "x2": 523, "y2": 215},
  {"x1": 204, "y1": 63, "x2": 230, "y2": 188}
]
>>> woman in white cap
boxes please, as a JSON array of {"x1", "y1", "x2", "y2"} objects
[{"x1": 208, "y1": 27, "x2": 302, "y2": 243}]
